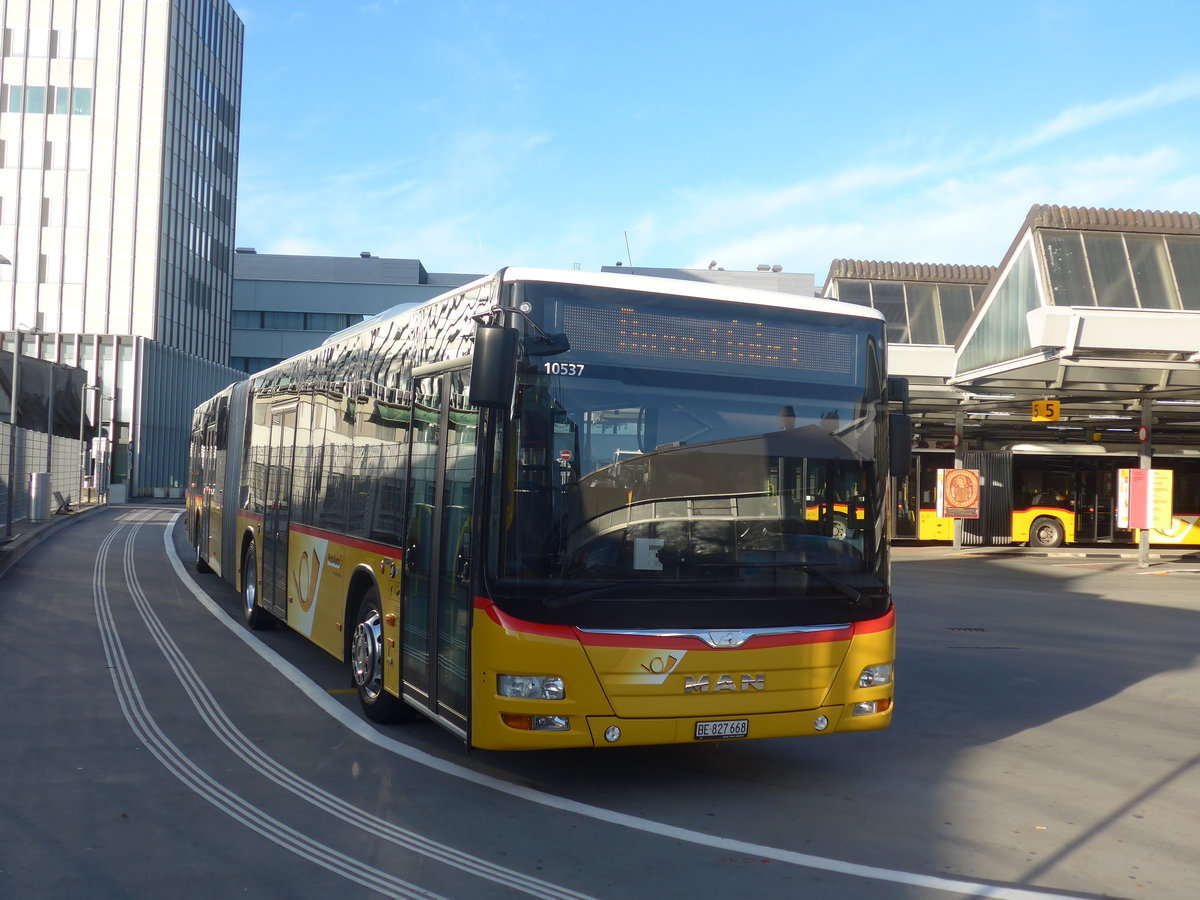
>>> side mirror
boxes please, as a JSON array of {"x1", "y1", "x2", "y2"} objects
[
  {"x1": 468, "y1": 323, "x2": 518, "y2": 409},
  {"x1": 889, "y1": 413, "x2": 913, "y2": 478}
]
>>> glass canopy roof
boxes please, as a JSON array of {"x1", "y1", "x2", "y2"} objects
[
  {"x1": 957, "y1": 205, "x2": 1200, "y2": 378},
  {"x1": 821, "y1": 260, "x2": 995, "y2": 345}
]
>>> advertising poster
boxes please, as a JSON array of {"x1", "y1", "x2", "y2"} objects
[{"x1": 937, "y1": 468, "x2": 981, "y2": 519}]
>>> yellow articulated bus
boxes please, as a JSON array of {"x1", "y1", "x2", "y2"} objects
[
  {"x1": 188, "y1": 268, "x2": 910, "y2": 750},
  {"x1": 895, "y1": 446, "x2": 1200, "y2": 547}
]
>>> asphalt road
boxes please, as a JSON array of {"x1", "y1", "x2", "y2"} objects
[{"x1": 1, "y1": 506, "x2": 1197, "y2": 899}]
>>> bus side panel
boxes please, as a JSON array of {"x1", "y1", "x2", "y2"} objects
[
  {"x1": 1011, "y1": 506, "x2": 1075, "y2": 544},
  {"x1": 1141, "y1": 515, "x2": 1200, "y2": 545},
  {"x1": 283, "y1": 526, "x2": 403, "y2": 663},
  {"x1": 208, "y1": 503, "x2": 225, "y2": 577},
  {"x1": 917, "y1": 508, "x2": 955, "y2": 540}
]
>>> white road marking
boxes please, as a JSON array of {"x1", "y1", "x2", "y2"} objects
[{"x1": 166, "y1": 515, "x2": 1090, "y2": 900}]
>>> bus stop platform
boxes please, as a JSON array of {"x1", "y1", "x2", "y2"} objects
[{"x1": 893, "y1": 542, "x2": 1200, "y2": 571}]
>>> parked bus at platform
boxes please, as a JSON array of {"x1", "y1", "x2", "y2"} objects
[
  {"x1": 895, "y1": 446, "x2": 1200, "y2": 547},
  {"x1": 187, "y1": 268, "x2": 910, "y2": 750}
]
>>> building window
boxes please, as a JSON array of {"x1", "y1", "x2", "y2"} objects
[
  {"x1": 262, "y1": 311, "x2": 304, "y2": 330},
  {"x1": 1167, "y1": 236, "x2": 1200, "y2": 311},
  {"x1": 232, "y1": 356, "x2": 281, "y2": 374},
  {"x1": 71, "y1": 87, "x2": 92, "y2": 115},
  {"x1": 54, "y1": 86, "x2": 70, "y2": 114},
  {"x1": 26, "y1": 86, "x2": 45, "y2": 114},
  {"x1": 231, "y1": 310, "x2": 260, "y2": 328},
  {"x1": 6, "y1": 85, "x2": 22, "y2": 113},
  {"x1": 306, "y1": 312, "x2": 359, "y2": 331}
]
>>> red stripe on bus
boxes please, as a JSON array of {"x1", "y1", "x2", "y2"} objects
[
  {"x1": 852, "y1": 606, "x2": 895, "y2": 635},
  {"x1": 476, "y1": 598, "x2": 895, "y2": 648},
  {"x1": 288, "y1": 522, "x2": 404, "y2": 558},
  {"x1": 476, "y1": 599, "x2": 577, "y2": 639}
]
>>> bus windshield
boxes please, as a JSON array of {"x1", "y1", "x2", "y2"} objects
[{"x1": 486, "y1": 284, "x2": 888, "y2": 630}]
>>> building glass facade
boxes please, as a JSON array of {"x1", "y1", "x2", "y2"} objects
[{"x1": 821, "y1": 261, "x2": 995, "y2": 346}]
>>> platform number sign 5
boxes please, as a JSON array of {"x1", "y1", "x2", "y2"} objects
[{"x1": 1032, "y1": 400, "x2": 1060, "y2": 422}]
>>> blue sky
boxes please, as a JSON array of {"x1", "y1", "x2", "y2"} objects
[{"x1": 230, "y1": 0, "x2": 1200, "y2": 282}]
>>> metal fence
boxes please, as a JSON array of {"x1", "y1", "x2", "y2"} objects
[{"x1": 0, "y1": 422, "x2": 88, "y2": 529}]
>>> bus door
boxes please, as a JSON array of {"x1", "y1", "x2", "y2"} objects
[
  {"x1": 401, "y1": 367, "x2": 478, "y2": 735},
  {"x1": 1076, "y1": 464, "x2": 1115, "y2": 542},
  {"x1": 261, "y1": 405, "x2": 297, "y2": 618},
  {"x1": 200, "y1": 421, "x2": 218, "y2": 558}
]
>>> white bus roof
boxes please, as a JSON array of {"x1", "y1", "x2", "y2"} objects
[
  {"x1": 325, "y1": 266, "x2": 883, "y2": 346},
  {"x1": 501, "y1": 266, "x2": 885, "y2": 322}
]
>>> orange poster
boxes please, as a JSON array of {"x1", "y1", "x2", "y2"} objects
[{"x1": 937, "y1": 468, "x2": 981, "y2": 519}]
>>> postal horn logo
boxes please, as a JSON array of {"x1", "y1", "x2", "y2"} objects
[{"x1": 292, "y1": 549, "x2": 320, "y2": 612}]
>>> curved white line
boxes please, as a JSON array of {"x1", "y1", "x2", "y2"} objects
[
  {"x1": 165, "y1": 515, "x2": 1089, "y2": 900},
  {"x1": 126, "y1": 514, "x2": 590, "y2": 900},
  {"x1": 94, "y1": 514, "x2": 446, "y2": 900}
]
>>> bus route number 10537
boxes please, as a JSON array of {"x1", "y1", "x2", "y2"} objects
[{"x1": 543, "y1": 362, "x2": 586, "y2": 376}]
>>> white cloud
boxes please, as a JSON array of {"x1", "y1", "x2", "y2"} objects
[
  {"x1": 997, "y1": 74, "x2": 1200, "y2": 157},
  {"x1": 665, "y1": 147, "x2": 1200, "y2": 280}
]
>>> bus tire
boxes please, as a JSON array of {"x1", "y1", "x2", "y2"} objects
[
  {"x1": 194, "y1": 521, "x2": 212, "y2": 574},
  {"x1": 1029, "y1": 516, "x2": 1065, "y2": 549},
  {"x1": 241, "y1": 540, "x2": 274, "y2": 630},
  {"x1": 830, "y1": 514, "x2": 850, "y2": 541},
  {"x1": 351, "y1": 586, "x2": 413, "y2": 723}
]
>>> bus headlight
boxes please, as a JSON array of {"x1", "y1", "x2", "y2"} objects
[
  {"x1": 500, "y1": 714, "x2": 571, "y2": 731},
  {"x1": 853, "y1": 698, "x2": 893, "y2": 716},
  {"x1": 497, "y1": 674, "x2": 566, "y2": 700},
  {"x1": 858, "y1": 663, "x2": 893, "y2": 688}
]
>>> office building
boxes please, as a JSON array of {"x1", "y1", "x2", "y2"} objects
[
  {"x1": 231, "y1": 251, "x2": 481, "y2": 373},
  {"x1": 1, "y1": 0, "x2": 245, "y2": 499}
]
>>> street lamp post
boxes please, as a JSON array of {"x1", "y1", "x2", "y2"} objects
[
  {"x1": 5, "y1": 328, "x2": 23, "y2": 540},
  {"x1": 1, "y1": 255, "x2": 9, "y2": 539},
  {"x1": 78, "y1": 385, "x2": 110, "y2": 505}
]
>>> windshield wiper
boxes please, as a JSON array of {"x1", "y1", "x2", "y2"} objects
[{"x1": 706, "y1": 561, "x2": 871, "y2": 605}]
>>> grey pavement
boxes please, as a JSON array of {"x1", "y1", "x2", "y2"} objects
[{"x1": 0, "y1": 495, "x2": 184, "y2": 579}]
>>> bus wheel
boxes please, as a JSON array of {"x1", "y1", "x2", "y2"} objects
[
  {"x1": 351, "y1": 587, "x2": 411, "y2": 723},
  {"x1": 194, "y1": 525, "x2": 211, "y2": 573},
  {"x1": 1030, "y1": 517, "x2": 1065, "y2": 549},
  {"x1": 830, "y1": 514, "x2": 850, "y2": 541},
  {"x1": 241, "y1": 541, "x2": 274, "y2": 630}
]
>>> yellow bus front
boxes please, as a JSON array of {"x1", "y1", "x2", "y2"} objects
[{"x1": 470, "y1": 601, "x2": 895, "y2": 750}]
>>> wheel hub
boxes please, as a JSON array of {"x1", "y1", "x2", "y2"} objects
[{"x1": 352, "y1": 613, "x2": 383, "y2": 699}]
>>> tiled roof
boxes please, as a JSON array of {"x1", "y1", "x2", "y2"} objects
[
  {"x1": 825, "y1": 259, "x2": 996, "y2": 285},
  {"x1": 1028, "y1": 204, "x2": 1200, "y2": 234}
]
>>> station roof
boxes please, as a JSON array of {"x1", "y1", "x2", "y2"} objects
[{"x1": 823, "y1": 204, "x2": 1200, "y2": 449}]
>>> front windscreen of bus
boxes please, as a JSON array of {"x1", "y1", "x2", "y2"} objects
[{"x1": 485, "y1": 285, "x2": 889, "y2": 630}]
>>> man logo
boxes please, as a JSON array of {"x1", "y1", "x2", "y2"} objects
[{"x1": 684, "y1": 673, "x2": 765, "y2": 693}]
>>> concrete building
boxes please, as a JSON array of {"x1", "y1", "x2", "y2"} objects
[
  {"x1": 1, "y1": 0, "x2": 245, "y2": 502},
  {"x1": 231, "y1": 251, "x2": 481, "y2": 373}
]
